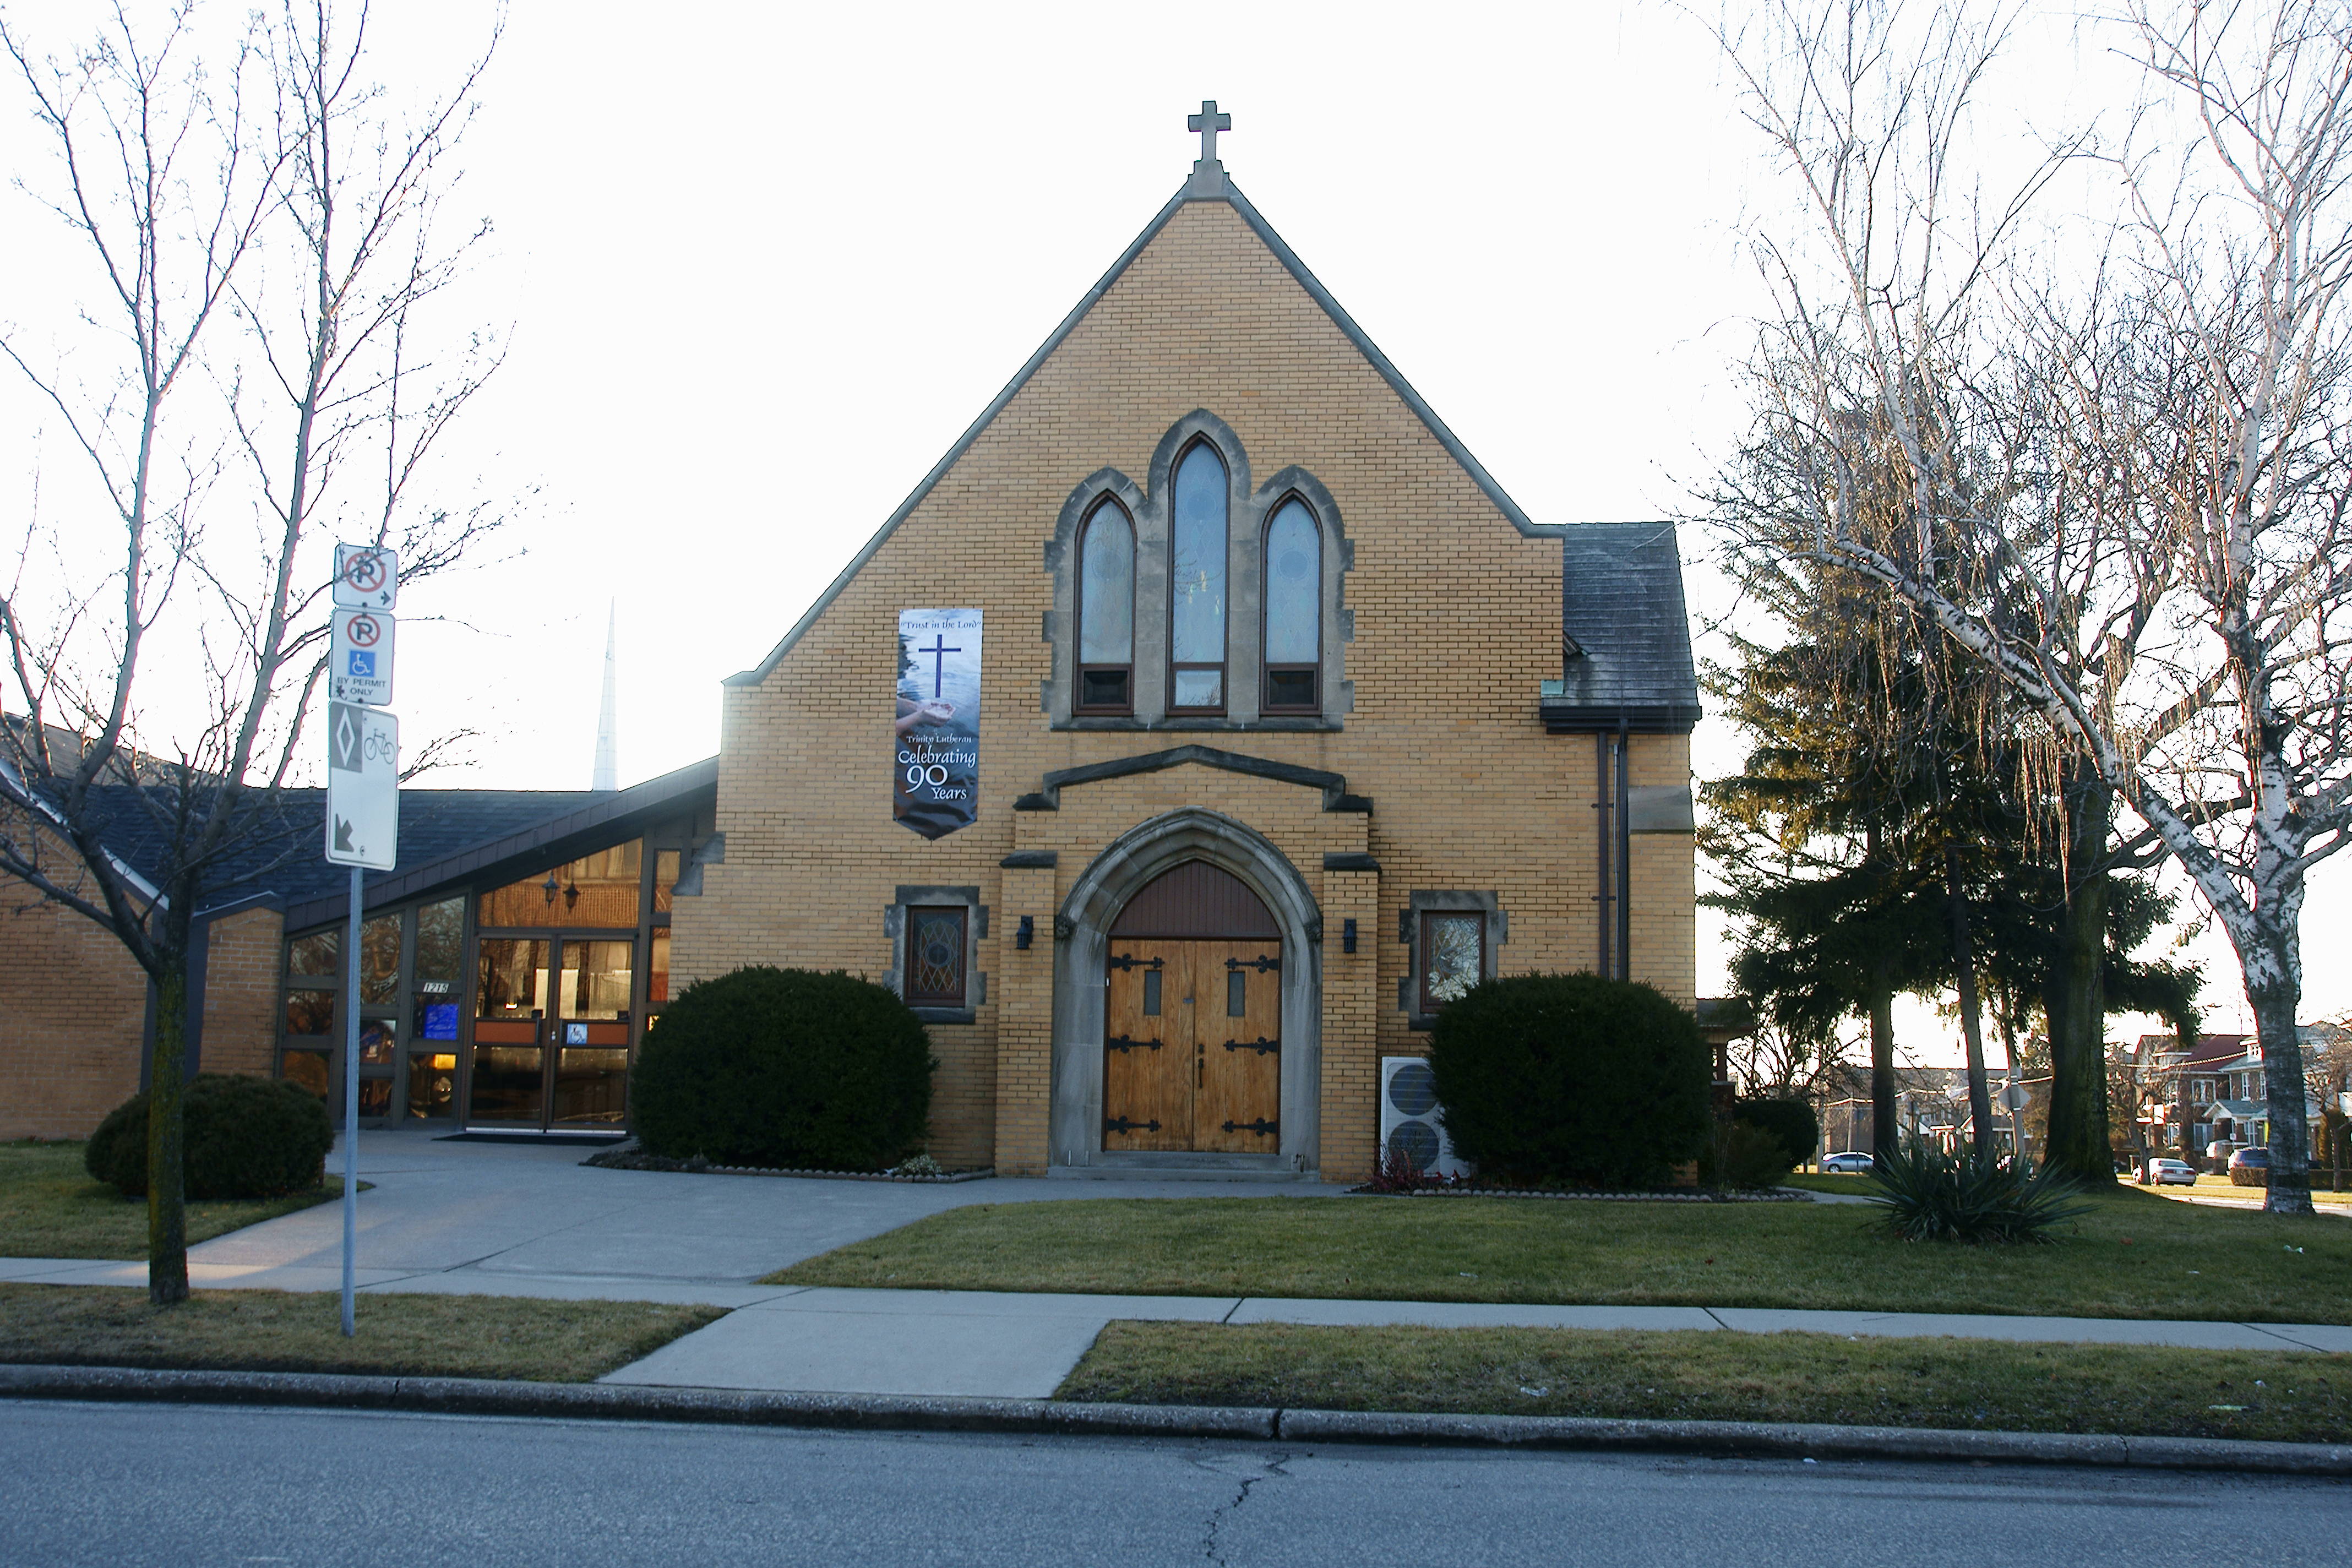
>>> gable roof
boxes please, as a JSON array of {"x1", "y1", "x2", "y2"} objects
[
  {"x1": 728, "y1": 167, "x2": 1558, "y2": 690},
  {"x1": 2141, "y1": 1033, "x2": 2250, "y2": 1071},
  {"x1": 1540, "y1": 522, "x2": 1703, "y2": 733}
]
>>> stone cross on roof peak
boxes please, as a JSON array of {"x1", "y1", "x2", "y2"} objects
[
  {"x1": 1185, "y1": 100, "x2": 1232, "y2": 198},
  {"x1": 1189, "y1": 100, "x2": 1231, "y2": 167}
]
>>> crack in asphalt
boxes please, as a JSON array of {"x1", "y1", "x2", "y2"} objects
[{"x1": 1201, "y1": 1452, "x2": 1290, "y2": 1566}]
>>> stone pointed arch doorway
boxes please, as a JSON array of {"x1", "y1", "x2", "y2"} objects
[{"x1": 1051, "y1": 808, "x2": 1321, "y2": 1175}]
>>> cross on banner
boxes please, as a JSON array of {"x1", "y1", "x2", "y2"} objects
[
  {"x1": 922, "y1": 634, "x2": 961, "y2": 697},
  {"x1": 1189, "y1": 100, "x2": 1230, "y2": 164}
]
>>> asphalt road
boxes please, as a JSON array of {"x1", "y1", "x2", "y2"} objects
[{"x1": 3, "y1": 1400, "x2": 2347, "y2": 1568}]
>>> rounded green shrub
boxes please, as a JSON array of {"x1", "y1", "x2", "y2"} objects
[
  {"x1": 1709, "y1": 1119, "x2": 1795, "y2": 1189},
  {"x1": 631, "y1": 966, "x2": 936, "y2": 1171},
  {"x1": 85, "y1": 1073, "x2": 335, "y2": 1199},
  {"x1": 1427, "y1": 973, "x2": 1713, "y2": 1189},
  {"x1": 1733, "y1": 1097, "x2": 1820, "y2": 1172}
]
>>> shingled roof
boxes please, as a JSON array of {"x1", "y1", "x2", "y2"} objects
[
  {"x1": 1540, "y1": 522, "x2": 1702, "y2": 733},
  {"x1": 55, "y1": 758, "x2": 717, "y2": 929}
]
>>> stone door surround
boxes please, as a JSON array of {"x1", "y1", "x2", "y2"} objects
[{"x1": 1049, "y1": 807, "x2": 1322, "y2": 1173}]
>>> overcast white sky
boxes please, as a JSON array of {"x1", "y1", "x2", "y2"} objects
[{"x1": 3, "y1": 1, "x2": 2343, "y2": 1058}]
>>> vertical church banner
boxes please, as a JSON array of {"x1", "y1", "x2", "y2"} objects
[{"x1": 894, "y1": 608, "x2": 982, "y2": 839}]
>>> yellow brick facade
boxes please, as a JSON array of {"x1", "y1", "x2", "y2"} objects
[
  {"x1": 0, "y1": 814, "x2": 288, "y2": 1138},
  {"x1": 672, "y1": 193, "x2": 1696, "y2": 1182}
]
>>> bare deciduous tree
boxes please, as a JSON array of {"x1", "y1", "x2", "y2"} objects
[
  {"x1": 1711, "y1": 0, "x2": 2352, "y2": 1215},
  {"x1": 0, "y1": 0, "x2": 504, "y2": 1301}
]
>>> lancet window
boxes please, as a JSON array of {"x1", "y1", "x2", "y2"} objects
[
  {"x1": 1168, "y1": 441, "x2": 1229, "y2": 712},
  {"x1": 1075, "y1": 498, "x2": 1135, "y2": 714},
  {"x1": 1261, "y1": 497, "x2": 1321, "y2": 712}
]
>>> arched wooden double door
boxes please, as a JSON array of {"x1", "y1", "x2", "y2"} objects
[{"x1": 1103, "y1": 861, "x2": 1282, "y2": 1152}]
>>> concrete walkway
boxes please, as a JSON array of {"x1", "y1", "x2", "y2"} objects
[
  {"x1": 587, "y1": 1286, "x2": 2352, "y2": 1400},
  {"x1": 0, "y1": 1125, "x2": 1337, "y2": 1302}
]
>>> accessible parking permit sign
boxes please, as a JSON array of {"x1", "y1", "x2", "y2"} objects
[
  {"x1": 325, "y1": 701, "x2": 399, "y2": 869},
  {"x1": 329, "y1": 608, "x2": 395, "y2": 705}
]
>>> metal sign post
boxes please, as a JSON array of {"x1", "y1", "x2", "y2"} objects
[
  {"x1": 341, "y1": 864, "x2": 361, "y2": 1335},
  {"x1": 324, "y1": 548, "x2": 399, "y2": 1338}
]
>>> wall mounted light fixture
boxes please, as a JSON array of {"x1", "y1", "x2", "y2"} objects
[
  {"x1": 1015, "y1": 915, "x2": 1035, "y2": 950},
  {"x1": 1342, "y1": 917, "x2": 1358, "y2": 954}
]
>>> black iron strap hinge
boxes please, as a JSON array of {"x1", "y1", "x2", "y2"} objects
[
  {"x1": 1221, "y1": 1118, "x2": 1280, "y2": 1137},
  {"x1": 1104, "y1": 1116, "x2": 1162, "y2": 1135},
  {"x1": 1225, "y1": 954, "x2": 1280, "y2": 973},
  {"x1": 1107, "y1": 954, "x2": 1165, "y2": 971},
  {"x1": 1106, "y1": 1035, "x2": 1162, "y2": 1053},
  {"x1": 1221, "y1": 1037, "x2": 1280, "y2": 1055}
]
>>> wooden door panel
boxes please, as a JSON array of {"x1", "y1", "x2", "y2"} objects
[
  {"x1": 1103, "y1": 942, "x2": 1188, "y2": 1150},
  {"x1": 1196, "y1": 941, "x2": 1281, "y2": 1151}
]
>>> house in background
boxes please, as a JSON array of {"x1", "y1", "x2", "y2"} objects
[{"x1": 2135, "y1": 1030, "x2": 2337, "y2": 1170}]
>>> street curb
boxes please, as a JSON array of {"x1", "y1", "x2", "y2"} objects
[{"x1": 1, "y1": 1364, "x2": 2346, "y2": 1476}]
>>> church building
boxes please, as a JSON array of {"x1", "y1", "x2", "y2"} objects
[
  {"x1": 668, "y1": 107, "x2": 1702, "y2": 1182},
  {"x1": 1, "y1": 108, "x2": 1701, "y2": 1181}
]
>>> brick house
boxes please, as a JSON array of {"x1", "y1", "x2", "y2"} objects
[{"x1": 4, "y1": 122, "x2": 1700, "y2": 1179}]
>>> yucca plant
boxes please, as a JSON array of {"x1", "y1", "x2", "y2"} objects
[{"x1": 1864, "y1": 1139, "x2": 2094, "y2": 1244}]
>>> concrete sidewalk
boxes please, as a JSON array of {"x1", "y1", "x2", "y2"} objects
[
  {"x1": 10, "y1": 1254, "x2": 2346, "y2": 1399},
  {"x1": 589, "y1": 1286, "x2": 2352, "y2": 1400}
]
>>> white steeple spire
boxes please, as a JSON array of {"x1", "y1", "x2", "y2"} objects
[{"x1": 592, "y1": 600, "x2": 619, "y2": 791}]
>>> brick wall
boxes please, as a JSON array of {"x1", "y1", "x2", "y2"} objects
[
  {"x1": 672, "y1": 197, "x2": 1698, "y2": 1180},
  {"x1": 199, "y1": 907, "x2": 284, "y2": 1079},
  {"x1": 0, "y1": 815, "x2": 148, "y2": 1139}
]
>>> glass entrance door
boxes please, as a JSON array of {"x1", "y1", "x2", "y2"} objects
[
  {"x1": 551, "y1": 939, "x2": 632, "y2": 1126},
  {"x1": 469, "y1": 936, "x2": 635, "y2": 1130}
]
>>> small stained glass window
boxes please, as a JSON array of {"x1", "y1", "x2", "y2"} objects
[
  {"x1": 415, "y1": 898, "x2": 463, "y2": 984},
  {"x1": 281, "y1": 1049, "x2": 330, "y2": 1100},
  {"x1": 1420, "y1": 913, "x2": 1484, "y2": 1013},
  {"x1": 287, "y1": 930, "x2": 339, "y2": 977},
  {"x1": 906, "y1": 906, "x2": 967, "y2": 1007},
  {"x1": 361, "y1": 914, "x2": 401, "y2": 1006},
  {"x1": 284, "y1": 990, "x2": 336, "y2": 1038}
]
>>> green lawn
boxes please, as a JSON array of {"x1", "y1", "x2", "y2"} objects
[
  {"x1": 0, "y1": 1283, "x2": 718, "y2": 1381},
  {"x1": 771, "y1": 1185, "x2": 2352, "y2": 1323},
  {"x1": 0, "y1": 1140, "x2": 346, "y2": 1260},
  {"x1": 1060, "y1": 1320, "x2": 2352, "y2": 1446},
  {"x1": 1782, "y1": 1168, "x2": 2352, "y2": 1206}
]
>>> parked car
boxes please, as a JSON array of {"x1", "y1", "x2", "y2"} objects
[
  {"x1": 2141, "y1": 1158, "x2": 2196, "y2": 1186},
  {"x1": 2228, "y1": 1146, "x2": 2271, "y2": 1187},
  {"x1": 1821, "y1": 1151, "x2": 1875, "y2": 1174}
]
